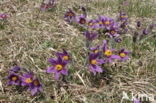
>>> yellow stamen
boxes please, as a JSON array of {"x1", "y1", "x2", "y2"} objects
[
  {"x1": 25, "y1": 78, "x2": 32, "y2": 84},
  {"x1": 94, "y1": 50, "x2": 99, "y2": 54},
  {"x1": 12, "y1": 76, "x2": 17, "y2": 81},
  {"x1": 63, "y1": 56, "x2": 69, "y2": 60},
  {"x1": 88, "y1": 22, "x2": 94, "y2": 26},
  {"x1": 55, "y1": 64, "x2": 63, "y2": 71},
  {"x1": 99, "y1": 21, "x2": 103, "y2": 25},
  {"x1": 67, "y1": 12, "x2": 74, "y2": 16},
  {"x1": 120, "y1": 53, "x2": 126, "y2": 57},
  {"x1": 111, "y1": 30, "x2": 116, "y2": 34},
  {"x1": 121, "y1": 15, "x2": 127, "y2": 18},
  {"x1": 104, "y1": 50, "x2": 112, "y2": 56},
  {"x1": 34, "y1": 80, "x2": 39, "y2": 86},
  {"x1": 105, "y1": 21, "x2": 110, "y2": 25},
  {"x1": 91, "y1": 59, "x2": 97, "y2": 65},
  {"x1": 80, "y1": 19, "x2": 86, "y2": 24}
]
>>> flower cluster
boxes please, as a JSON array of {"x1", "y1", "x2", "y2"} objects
[
  {"x1": 141, "y1": 23, "x2": 155, "y2": 36},
  {"x1": 40, "y1": 0, "x2": 56, "y2": 11},
  {"x1": 47, "y1": 49, "x2": 70, "y2": 80},
  {"x1": 64, "y1": 8, "x2": 129, "y2": 41},
  {"x1": 88, "y1": 40, "x2": 130, "y2": 75},
  {"x1": 118, "y1": 11, "x2": 129, "y2": 34},
  {"x1": 64, "y1": 8, "x2": 130, "y2": 75},
  {"x1": 1, "y1": 2, "x2": 155, "y2": 100},
  {"x1": 133, "y1": 21, "x2": 156, "y2": 43},
  {"x1": 7, "y1": 66, "x2": 42, "y2": 96}
]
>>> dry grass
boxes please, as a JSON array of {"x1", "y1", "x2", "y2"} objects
[{"x1": 0, "y1": 0, "x2": 156, "y2": 103}]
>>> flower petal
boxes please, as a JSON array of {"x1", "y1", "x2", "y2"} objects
[
  {"x1": 97, "y1": 59, "x2": 105, "y2": 64},
  {"x1": 21, "y1": 82, "x2": 27, "y2": 86},
  {"x1": 47, "y1": 67, "x2": 55, "y2": 73},
  {"x1": 108, "y1": 58, "x2": 113, "y2": 63},
  {"x1": 48, "y1": 58, "x2": 57, "y2": 65},
  {"x1": 89, "y1": 65, "x2": 96, "y2": 75},
  {"x1": 95, "y1": 65, "x2": 103, "y2": 73},
  {"x1": 122, "y1": 56, "x2": 129, "y2": 61},
  {"x1": 55, "y1": 72, "x2": 60, "y2": 80},
  {"x1": 111, "y1": 55, "x2": 120, "y2": 59},
  {"x1": 103, "y1": 40, "x2": 108, "y2": 51},
  {"x1": 31, "y1": 88, "x2": 38, "y2": 96},
  {"x1": 61, "y1": 69, "x2": 68, "y2": 75}
]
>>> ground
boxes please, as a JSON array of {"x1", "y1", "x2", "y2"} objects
[{"x1": 0, "y1": 0, "x2": 156, "y2": 103}]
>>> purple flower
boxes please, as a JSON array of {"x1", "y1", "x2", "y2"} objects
[
  {"x1": 7, "y1": 73, "x2": 21, "y2": 85},
  {"x1": 21, "y1": 72, "x2": 34, "y2": 86},
  {"x1": 142, "y1": 23, "x2": 155, "y2": 35},
  {"x1": 9, "y1": 66, "x2": 21, "y2": 73},
  {"x1": 102, "y1": 40, "x2": 120, "y2": 62},
  {"x1": 137, "y1": 21, "x2": 141, "y2": 27},
  {"x1": 87, "y1": 19, "x2": 98, "y2": 29},
  {"x1": 142, "y1": 28, "x2": 148, "y2": 35},
  {"x1": 108, "y1": 29, "x2": 119, "y2": 38},
  {"x1": 98, "y1": 16, "x2": 115, "y2": 30},
  {"x1": 119, "y1": 21, "x2": 128, "y2": 33},
  {"x1": 89, "y1": 53, "x2": 104, "y2": 75},
  {"x1": 83, "y1": 31, "x2": 98, "y2": 41},
  {"x1": 29, "y1": 78, "x2": 42, "y2": 96},
  {"x1": 0, "y1": 13, "x2": 9, "y2": 20},
  {"x1": 64, "y1": 9, "x2": 76, "y2": 23},
  {"x1": 90, "y1": 45, "x2": 100, "y2": 54},
  {"x1": 108, "y1": 25, "x2": 120, "y2": 38},
  {"x1": 76, "y1": 14, "x2": 87, "y2": 25},
  {"x1": 56, "y1": 49, "x2": 70, "y2": 62},
  {"x1": 119, "y1": 11, "x2": 128, "y2": 21},
  {"x1": 47, "y1": 56, "x2": 68, "y2": 80},
  {"x1": 97, "y1": 19, "x2": 103, "y2": 28},
  {"x1": 118, "y1": 48, "x2": 130, "y2": 61},
  {"x1": 114, "y1": 38, "x2": 122, "y2": 43},
  {"x1": 149, "y1": 23, "x2": 156, "y2": 30}
]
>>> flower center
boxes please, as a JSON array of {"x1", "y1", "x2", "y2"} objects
[
  {"x1": 121, "y1": 15, "x2": 127, "y2": 19},
  {"x1": 111, "y1": 30, "x2": 116, "y2": 34},
  {"x1": 67, "y1": 12, "x2": 74, "y2": 17},
  {"x1": 12, "y1": 76, "x2": 18, "y2": 81},
  {"x1": 34, "y1": 80, "x2": 39, "y2": 86},
  {"x1": 94, "y1": 50, "x2": 99, "y2": 54},
  {"x1": 63, "y1": 56, "x2": 69, "y2": 61},
  {"x1": 80, "y1": 18, "x2": 86, "y2": 24},
  {"x1": 119, "y1": 52, "x2": 126, "y2": 57},
  {"x1": 104, "y1": 50, "x2": 112, "y2": 56},
  {"x1": 55, "y1": 64, "x2": 63, "y2": 71},
  {"x1": 88, "y1": 22, "x2": 94, "y2": 26},
  {"x1": 105, "y1": 21, "x2": 110, "y2": 25},
  {"x1": 99, "y1": 21, "x2": 103, "y2": 25},
  {"x1": 91, "y1": 59, "x2": 97, "y2": 65},
  {"x1": 25, "y1": 78, "x2": 32, "y2": 84}
]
